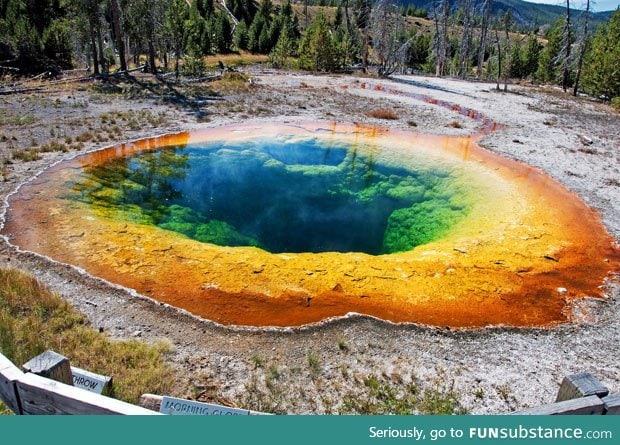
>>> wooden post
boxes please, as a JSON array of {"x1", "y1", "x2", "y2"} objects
[
  {"x1": 0, "y1": 353, "x2": 24, "y2": 414},
  {"x1": 139, "y1": 393, "x2": 163, "y2": 412},
  {"x1": 556, "y1": 373, "x2": 609, "y2": 402},
  {"x1": 22, "y1": 351, "x2": 73, "y2": 386},
  {"x1": 602, "y1": 393, "x2": 620, "y2": 415}
]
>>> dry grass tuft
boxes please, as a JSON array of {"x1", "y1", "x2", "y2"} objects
[
  {"x1": 204, "y1": 53, "x2": 268, "y2": 69},
  {"x1": 578, "y1": 147, "x2": 598, "y2": 155},
  {"x1": 75, "y1": 131, "x2": 94, "y2": 143},
  {"x1": 367, "y1": 108, "x2": 399, "y2": 120},
  {"x1": 11, "y1": 148, "x2": 42, "y2": 162},
  {"x1": 211, "y1": 72, "x2": 253, "y2": 94}
]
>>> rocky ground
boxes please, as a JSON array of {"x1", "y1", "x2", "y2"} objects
[{"x1": 0, "y1": 70, "x2": 618, "y2": 414}]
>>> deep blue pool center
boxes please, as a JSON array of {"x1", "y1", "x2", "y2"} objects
[{"x1": 72, "y1": 137, "x2": 470, "y2": 255}]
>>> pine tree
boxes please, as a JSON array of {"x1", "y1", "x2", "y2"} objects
[
  {"x1": 335, "y1": 5, "x2": 344, "y2": 28},
  {"x1": 371, "y1": 0, "x2": 407, "y2": 77},
  {"x1": 197, "y1": 0, "x2": 215, "y2": 19},
  {"x1": 215, "y1": 14, "x2": 232, "y2": 54},
  {"x1": 298, "y1": 13, "x2": 337, "y2": 71},
  {"x1": 165, "y1": 0, "x2": 189, "y2": 77},
  {"x1": 334, "y1": 26, "x2": 360, "y2": 67},
  {"x1": 433, "y1": 0, "x2": 449, "y2": 77},
  {"x1": 248, "y1": 6, "x2": 269, "y2": 53},
  {"x1": 582, "y1": 10, "x2": 620, "y2": 100},
  {"x1": 535, "y1": 18, "x2": 562, "y2": 83},
  {"x1": 508, "y1": 39, "x2": 524, "y2": 79},
  {"x1": 522, "y1": 33, "x2": 541, "y2": 78},
  {"x1": 502, "y1": 11, "x2": 513, "y2": 91},
  {"x1": 258, "y1": 0, "x2": 273, "y2": 20},
  {"x1": 42, "y1": 19, "x2": 73, "y2": 69},
  {"x1": 267, "y1": 17, "x2": 283, "y2": 51},
  {"x1": 407, "y1": 32, "x2": 431, "y2": 70},
  {"x1": 234, "y1": 20, "x2": 249, "y2": 51},
  {"x1": 185, "y1": 7, "x2": 210, "y2": 55},
  {"x1": 229, "y1": 0, "x2": 258, "y2": 24},
  {"x1": 269, "y1": 29, "x2": 292, "y2": 68},
  {"x1": 280, "y1": 0, "x2": 300, "y2": 44}
]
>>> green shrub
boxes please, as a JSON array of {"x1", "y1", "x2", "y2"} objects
[{"x1": 182, "y1": 54, "x2": 207, "y2": 78}]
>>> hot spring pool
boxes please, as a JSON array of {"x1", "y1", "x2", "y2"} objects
[{"x1": 3, "y1": 122, "x2": 618, "y2": 327}]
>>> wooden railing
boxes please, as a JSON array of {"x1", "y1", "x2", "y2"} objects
[{"x1": 0, "y1": 352, "x2": 158, "y2": 415}]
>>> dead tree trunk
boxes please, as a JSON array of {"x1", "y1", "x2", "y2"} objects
[
  {"x1": 343, "y1": 0, "x2": 351, "y2": 33},
  {"x1": 503, "y1": 17, "x2": 511, "y2": 92},
  {"x1": 362, "y1": 34, "x2": 369, "y2": 73},
  {"x1": 561, "y1": 0, "x2": 571, "y2": 92},
  {"x1": 573, "y1": 0, "x2": 589, "y2": 96},
  {"x1": 84, "y1": 0, "x2": 102, "y2": 75},
  {"x1": 174, "y1": 40, "x2": 181, "y2": 78},
  {"x1": 433, "y1": 0, "x2": 449, "y2": 77},
  {"x1": 110, "y1": 0, "x2": 127, "y2": 72},
  {"x1": 433, "y1": 2, "x2": 439, "y2": 74},
  {"x1": 495, "y1": 28, "x2": 501, "y2": 91},
  {"x1": 458, "y1": 0, "x2": 474, "y2": 78},
  {"x1": 148, "y1": 39, "x2": 157, "y2": 74},
  {"x1": 95, "y1": 25, "x2": 107, "y2": 74},
  {"x1": 304, "y1": 0, "x2": 309, "y2": 28},
  {"x1": 357, "y1": 0, "x2": 372, "y2": 73},
  {"x1": 123, "y1": 35, "x2": 131, "y2": 67},
  {"x1": 89, "y1": 24, "x2": 100, "y2": 75},
  {"x1": 477, "y1": 0, "x2": 491, "y2": 78}
]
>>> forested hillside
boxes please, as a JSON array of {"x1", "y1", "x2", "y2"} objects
[
  {"x1": 0, "y1": 0, "x2": 618, "y2": 102},
  {"x1": 393, "y1": 0, "x2": 615, "y2": 29}
]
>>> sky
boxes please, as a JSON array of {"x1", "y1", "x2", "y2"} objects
[{"x1": 524, "y1": 0, "x2": 620, "y2": 12}]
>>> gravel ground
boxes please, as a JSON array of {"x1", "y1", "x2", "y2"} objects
[{"x1": 0, "y1": 71, "x2": 618, "y2": 414}]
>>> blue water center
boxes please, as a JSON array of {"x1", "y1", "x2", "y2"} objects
[{"x1": 71, "y1": 136, "x2": 470, "y2": 254}]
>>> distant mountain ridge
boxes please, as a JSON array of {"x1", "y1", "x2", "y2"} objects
[{"x1": 397, "y1": 0, "x2": 615, "y2": 29}]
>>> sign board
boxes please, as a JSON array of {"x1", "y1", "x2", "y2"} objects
[
  {"x1": 160, "y1": 396, "x2": 251, "y2": 416},
  {"x1": 70, "y1": 366, "x2": 112, "y2": 395}
]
